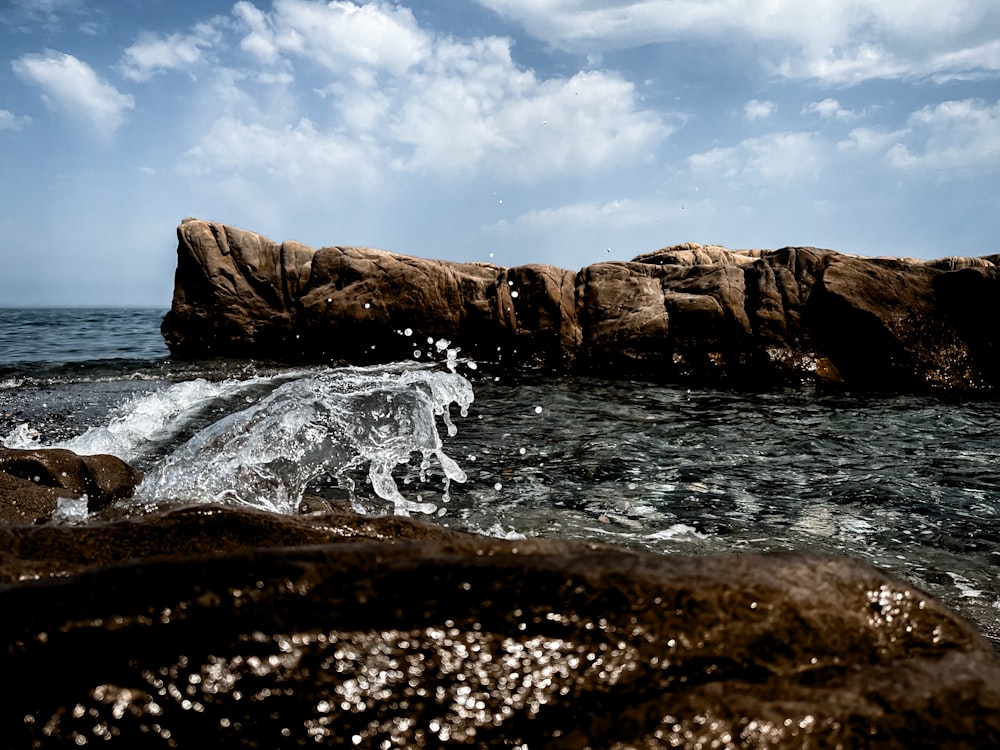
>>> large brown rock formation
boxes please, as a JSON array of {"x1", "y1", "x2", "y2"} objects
[
  {"x1": 162, "y1": 219, "x2": 1000, "y2": 391},
  {"x1": 2, "y1": 503, "x2": 999, "y2": 748}
]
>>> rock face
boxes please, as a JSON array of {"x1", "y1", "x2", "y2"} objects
[
  {"x1": 2, "y1": 503, "x2": 999, "y2": 748},
  {"x1": 163, "y1": 219, "x2": 1000, "y2": 391},
  {"x1": 0, "y1": 447, "x2": 141, "y2": 524}
]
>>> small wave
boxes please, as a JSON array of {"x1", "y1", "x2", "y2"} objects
[
  {"x1": 130, "y1": 366, "x2": 474, "y2": 517},
  {"x1": 3, "y1": 376, "x2": 276, "y2": 462}
]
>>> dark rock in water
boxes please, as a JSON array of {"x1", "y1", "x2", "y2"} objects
[
  {"x1": 1, "y1": 504, "x2": 999, "y2": 748},
  {"x1": 0, "y1": 447, "x2": 141, "y2": 524},
  {"x1": 162, "y1": 219, "x2": 1000, "y2": 391}
]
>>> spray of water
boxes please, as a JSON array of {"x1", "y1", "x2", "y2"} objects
[{"x1": 131, "y1": 367, "x2": 474, "y2": 516}]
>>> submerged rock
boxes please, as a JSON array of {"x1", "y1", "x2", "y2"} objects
[
  {"x1": 1, "y1": 504, "x2": 999, "y2": 748},
  {"x1": 163, "y1": 218, "x2": 1000, "y2": 391},
  {"x1": 0, "y1": 447, "x2": 141, "y2": 524}
]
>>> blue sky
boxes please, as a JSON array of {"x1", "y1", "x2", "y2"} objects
[{"x1": 1, "y1": 0, "x2": 999, "y2": 306}]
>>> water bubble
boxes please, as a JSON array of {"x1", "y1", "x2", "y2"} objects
[
  {"x1": 427, "y1": 337, "x2": 434, "y2": 345},
  {"x1": 519, "y1": 447, "x2": 526, "y2": 455},
  {"x1": 413, "y1": 350, "x2": 422, "y2": 358},
  {"x1": 404, "y1": 328, "x2": 413, "y2": 337},
  {"x1": 435, "y1": 339, "x2": 451, "y2": 352},
  {"x1": 494, "y1": 482, "x2": 503, "y2": 491},
  {"x1": 467, "y1": 362, "x2": 478, "y2": 371},
  {"x1": 534, "y1": 405, "x2": 543, "y2": 414}
]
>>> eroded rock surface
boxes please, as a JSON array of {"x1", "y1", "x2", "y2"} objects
[
  {"x1": 163, "y1": 219, "x2": 1000, "y2": 391},
  {"x1": 1, "y1": 503, "x2": 998, "y2": 748},
  {"x1": 0, "y1": 447, "x2": 141, "y2": 524}
]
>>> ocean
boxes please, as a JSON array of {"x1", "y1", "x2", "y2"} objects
[{"x1": 1, "y1": 307, "x2": 998, "y2": 646}]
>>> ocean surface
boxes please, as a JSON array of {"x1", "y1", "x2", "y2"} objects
[{"x1": 1, "y1": 307, "x2": 998, "y2": 646}]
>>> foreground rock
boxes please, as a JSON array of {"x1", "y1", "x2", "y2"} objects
[
  {"x1": 163, "y1": 219, "x2": 1000, "y2": 391},
  {"x1": 0, "y1": 446, "x2": 141, "y2": 524},
  {"x1": 2, "y1": 503, "x2": 999, "y2": 748}
]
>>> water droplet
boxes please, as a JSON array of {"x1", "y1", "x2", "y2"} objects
[
  {"x1": 519, "y1": 447, "x2": 526, "y2": 455},
  {"x1": 364, "y1": 302, "x2": 371, "y2": 309},
  {"x1": 534, "y1": 406, "x2": 543, "y2": 414},
  {"x1": 511, "y1": 290, "x2": 519, "y2": 298},
  {"x1": 404, "y1": 328, "x2": 413, "y2": 337},
  {"x1": 413, "y1": 350, "x2": 422, "y2": 358},
  {"x1": 489, "y1": 252, "x2": 494, "y2": 258},
  {"x1": 494, "y1": 482, "x2": 503, "y2": 491}
]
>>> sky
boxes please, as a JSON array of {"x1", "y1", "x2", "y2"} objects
[{"x1": 1, "y1": 0, "x2": 999, "y2": 306}]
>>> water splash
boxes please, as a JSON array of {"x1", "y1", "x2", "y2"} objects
[
  {"x1": 3, "y1": 377, "x2": 274, "y2": 463},
  {"x1": 131, "y1": 367, "x2": 474, "y2": 516}
]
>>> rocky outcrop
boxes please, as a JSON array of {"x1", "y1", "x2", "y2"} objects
[
  {"x1": 0, "y1": 447, "x2": 141, "y2": 524},
  {"x1": 162, "y1": 219, "x2": 1000, "y2": 391},
  {"x1": 2, "y1": 502, "x2": 999, "y2": 748}
]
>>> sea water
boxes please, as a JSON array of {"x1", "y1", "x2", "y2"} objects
[{"x1": 0, "y1": 308, "x2": 998, "y2": 645}]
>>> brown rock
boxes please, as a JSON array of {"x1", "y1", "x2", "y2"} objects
[
  {"x1": 1, "y1": 509, "x2": 998, "y2": 748},
  {"x1": 162, "y1": 220, "x2": 1000, "y2": 392},
  {"x1": 0, "y1": 447, "x2": 142, "y2": 524}
]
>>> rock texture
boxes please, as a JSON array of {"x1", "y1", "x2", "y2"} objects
[
  {"x1": 2, "y1": 502, "x2": 1000, "y2": 748},
  {"x1": 163, "y1": 219, "x2": 1000, "y2": 391},
  {"x1": 0, "y1": 447, "x2": 141, "y2": 524}
]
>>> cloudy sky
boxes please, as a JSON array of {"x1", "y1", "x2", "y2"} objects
[{"x1": 2, "y1": 0, "x2": 999, "y2": 306}]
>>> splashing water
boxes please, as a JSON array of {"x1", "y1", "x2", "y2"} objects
[
  {"x1": 3, "y1": 377, "x2": 276, "y2": 463},
  {"x1": 131, "y1": 367, "x2": 474, "y2": 516}
]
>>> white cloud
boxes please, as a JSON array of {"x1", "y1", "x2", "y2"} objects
[
  {"x1": 118, "y1": 20, "x2": 226, "y2": 81},
  {"x1": 473, "y1": 0, "x2": 1000, "y2": 84},
  {"x1": 181, "y1": 116, "x2": 382, "y2": 188},
  {"x1": 387, "y1": 39, "x2": 671, "y2": 180},
  {"x1": 744, "y1": 98, "x2": 774, "y2": 121},
  {"x1": 178, "y1": 3, "x2": 670, "y2": 187},
  {"x1": 886, "y1": 98, "x2": 1000, "y2": 175},
  {"x1": 688, "y1": 132, "x2": 823, "y2": 185},
  {"x1": 1, "y1": 0, "x2": 87, "y2": 32},
  {"x1": 12, "y1": 50, "x2": 134, "y2": 139},
  {"x1": 0, "y1": 108, "x2": 31, "y2": 130},
  {"x1": 836, "y1": 126, "x2": 909, "y2": 153},
  {"x1": 262, "y1": 0, "x2": 430, "y2": 76},
  {"x1": 801, "y1": 98, "x2": 856, "y2": 121},
  {"x1": 488, "y1": 196, "x2": 710, "y2": 233},
  {"x1": 234, "y1": 1, "x2": 279, "y2": 64}
]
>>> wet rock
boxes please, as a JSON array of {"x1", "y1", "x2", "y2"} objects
[
  {"x1": 1, "y1": 507, "x2": 998, "y2": 748},
  {"x1": 162, "y1": 219, "x2": 1000, "y2": 391},
  {"x1": 0, "y1": 447, "x2": 142, "y2": 524}
]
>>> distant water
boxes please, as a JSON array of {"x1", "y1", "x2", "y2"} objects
[
  {"x1": 1, "y1": 308, "x2": 998, "y2": 645},
  {"x1": 0, "y1": 308, "x2": 168, "y2": 371}
]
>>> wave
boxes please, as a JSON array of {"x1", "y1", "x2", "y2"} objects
[
  {"x1": 128, "y1": 366, "x2": 474, "y2": 517},
  {"x1": 4, "y1": 376, "x2": 276, "y2": 463}
]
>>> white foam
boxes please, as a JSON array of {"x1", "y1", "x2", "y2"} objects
[
  {"x1": 4, "y1": 377, "x2": 271, "y2": 462},
  {"x1": 646, "y1": 523, "x2": 708, "y2": 542}
]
